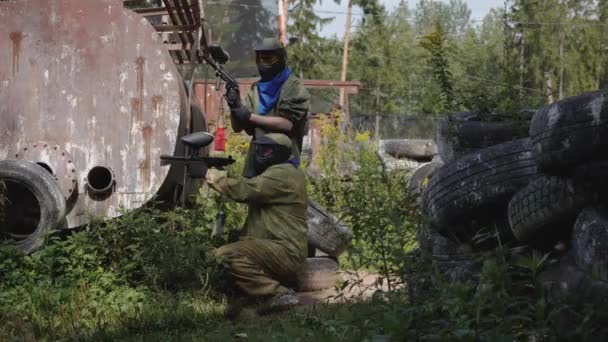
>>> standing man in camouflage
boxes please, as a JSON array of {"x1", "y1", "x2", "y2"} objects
[{"x1": 225, "y1": 37, "x2": 310, "y2": 178}]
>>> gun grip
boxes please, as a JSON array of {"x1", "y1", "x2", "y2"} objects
[{"x1": 215, "y1": 76, "x2": 221, "y2": 91}]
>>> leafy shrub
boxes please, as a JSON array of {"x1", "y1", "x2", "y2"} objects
[{"x1": 308, "y1": 115, "x2": 421, "y2": 290}]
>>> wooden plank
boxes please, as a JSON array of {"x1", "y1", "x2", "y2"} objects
[{"x1": 152, "y1": 24, "x2": 197, "y2": 32}]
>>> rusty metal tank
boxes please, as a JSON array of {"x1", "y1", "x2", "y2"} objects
[{"x1": 0, "y1": 0, "x2": 196, "y2": 250}]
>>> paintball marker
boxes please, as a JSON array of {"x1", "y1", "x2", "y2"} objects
[
  {"x1": 160, "y1": 131, "x2": 235, "y2": 179},
  {"x1": 201, "y1": 45, "x2": 239, "y2": 90}
]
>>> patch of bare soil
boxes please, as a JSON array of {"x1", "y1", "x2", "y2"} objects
[{"x1": 297, "y1": 270, "x2": 404, "y2": 306}]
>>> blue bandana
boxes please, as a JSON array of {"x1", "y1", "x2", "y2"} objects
[
  {"x1": 286, "y1": 157, "x2": 300, "y2": 168},
  {"x1": 257, "y1": 68, "x2": 292, "y2": 115}
]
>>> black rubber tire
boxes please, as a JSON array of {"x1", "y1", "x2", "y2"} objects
[
  {"x1": 415, "y1": 225, "x2": 479, "y2": 282},
  {"x1": 530, "y1": 90, "x2": 608, "y2": 173},
  {"x1": 437, "y1": 112, "x2": 530, "y2": 163},
  {"x1": 538, "y1": 256, "x2": 608, "y2": 308},
  {"x1": 572, "y1": 161, "x2": 608, "y2": 191},
  {"x1": 422, "y1": 138, "x2": 538, "y2": 233},
  {"x1": 0, "y1": 160, "x2": 66, "y2": 254},
  {"x1": 572, "y1": 207, "x2": 608, "y2": 282},
  {"x1": 508, "y1": 175, "x2": 598, "y2": 247},
  {"x1": 307, "y1": 200, "x2": 353, "y2": 257},
  {"x1": 296, "y1": 257, "x2": 341, "y2": 292},
  {"x1": 383, "y1": 139, "x2": 436, "y2": 159},
  {"x1": 407, "y1": 162, "x2": 444, "y2": 197}
]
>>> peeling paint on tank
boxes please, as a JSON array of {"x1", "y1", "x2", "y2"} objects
[
  {"x1": 162, "y1": 72, "x2": 174, "y2": 82},
  {"x1": 49, "y1": 11, "x2": 58, "y2": 25},
  {"x1": 119, "y1": 72, "x2": 127, "y2": 96},
  {"x1": 10, "y1": 31, "x2": 22, "y2": 76},
  {"x1": 118, "y1": 148, "x2": 129, "y2": 193},
  {"x1": 140, "y1": 125, "x2": 153, "y2": 192},
  {"x1": 152, "y1": 95, "x2": 162, "y2": 118},
  {"x1": 68, "y1": 117, "x2": 75, "y2": 135},
  {"x1": 160, "y1": 62, "x2": 166, "y2": 71},
  {"x1": 43, "y1": 70, "x2": 49, "y2": 85}
]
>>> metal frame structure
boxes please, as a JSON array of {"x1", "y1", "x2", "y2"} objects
[{"x1": 124, "y1": 0, "x2": 209, "y2": 66}]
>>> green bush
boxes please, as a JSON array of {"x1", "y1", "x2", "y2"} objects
[{"x1": 308, "y1": 120, "x2": 421, "y2": 290}]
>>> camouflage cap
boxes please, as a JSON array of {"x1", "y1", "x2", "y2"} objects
[
  {"x1": 254, "y1": 37, "x2": 285, "y2": 52},
  {"x1": 255, "y1": 133, "x2": 292, "y2": 150}
]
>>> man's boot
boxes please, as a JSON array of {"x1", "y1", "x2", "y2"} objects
[{"x1": 256, "y1": 289, "x2": 299, "y2": 315}]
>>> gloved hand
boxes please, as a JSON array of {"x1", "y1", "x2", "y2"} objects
[
  {"x1": 206, "y1": 169, "x2": 227, "y2": 187},
  {"x1": 231, "y1": 105, "x2": 252, "y2": 124},
  {"x1": 225, "y1": 84, "x2": 241, "y2": 109}
]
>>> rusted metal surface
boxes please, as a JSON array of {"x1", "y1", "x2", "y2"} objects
[
  {"x1": 14, "y1": 144, "x2": 77, "y2": 202},
  {"x1": 0, "y1": 0, "x2": 186, "y2": 228}
]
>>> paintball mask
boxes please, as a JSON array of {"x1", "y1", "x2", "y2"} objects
[
  {"x1": 254, "y1": 38, "x2": 287, "y2": 80},
  {"x1": 254, "y1": 133, "x2": 292, "y2": 175}
]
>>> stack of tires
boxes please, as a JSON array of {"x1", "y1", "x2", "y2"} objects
[
  {"x1": 420, "y1": 90, "x2": 608, "y2": 293},
  {"x1": 420, "y1": 110, "x2": 535, "y2": 280},
  {"x1": 297, "y1": 200, "x2": 353, "y2": 292}
]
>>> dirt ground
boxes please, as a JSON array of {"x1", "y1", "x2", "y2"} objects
[{"x1": 297, "y1": 270, "x2": 403, "y2": 305}]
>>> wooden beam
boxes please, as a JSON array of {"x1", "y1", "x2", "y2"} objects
[{"x1": 152, "y1": 24, "x2": 198, "y2": 32}]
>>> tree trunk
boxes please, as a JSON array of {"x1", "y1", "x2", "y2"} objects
[
  {"x1": 339, "y1": 0, "x2": 353, "y2": 126},
  {"x1": 559, "y1": 31, "x2": 564, "y2": 99}
]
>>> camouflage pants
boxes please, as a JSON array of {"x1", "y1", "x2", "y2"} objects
[{"x1": 214, "y1": 238, "x2": 303, "y2": 297}]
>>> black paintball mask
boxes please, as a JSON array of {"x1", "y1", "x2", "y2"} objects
[
  {"x1": 254, "y1": 38, "x2": 287, "y2": 81},
  {"x1": 253, "y1": 134, "x2": 292, "y2": 175}
]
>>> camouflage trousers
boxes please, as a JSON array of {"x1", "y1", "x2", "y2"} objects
[{"x1": 214, "y1": 238, "x2": 304, "y2": 297}]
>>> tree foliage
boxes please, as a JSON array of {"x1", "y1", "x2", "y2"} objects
[{"x1": 283, "y1": 0, "x2": 608, "y2": 116}]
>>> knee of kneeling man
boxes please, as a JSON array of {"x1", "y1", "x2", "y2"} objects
[{"x1": 214, "y1": 244, "x2": 240, "y2": 260}]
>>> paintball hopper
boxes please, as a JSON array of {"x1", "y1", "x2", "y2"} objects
[
  {"x1": 209, "y1": 45, "x2": 230, "y2": 65},
  {"x1": 180, "y1": 132, "x2": 214, "y2": 149}
]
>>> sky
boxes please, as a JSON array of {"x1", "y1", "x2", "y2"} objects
[{"x1": 313, "y1": 0, "x2": 504, "y2": 37}]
